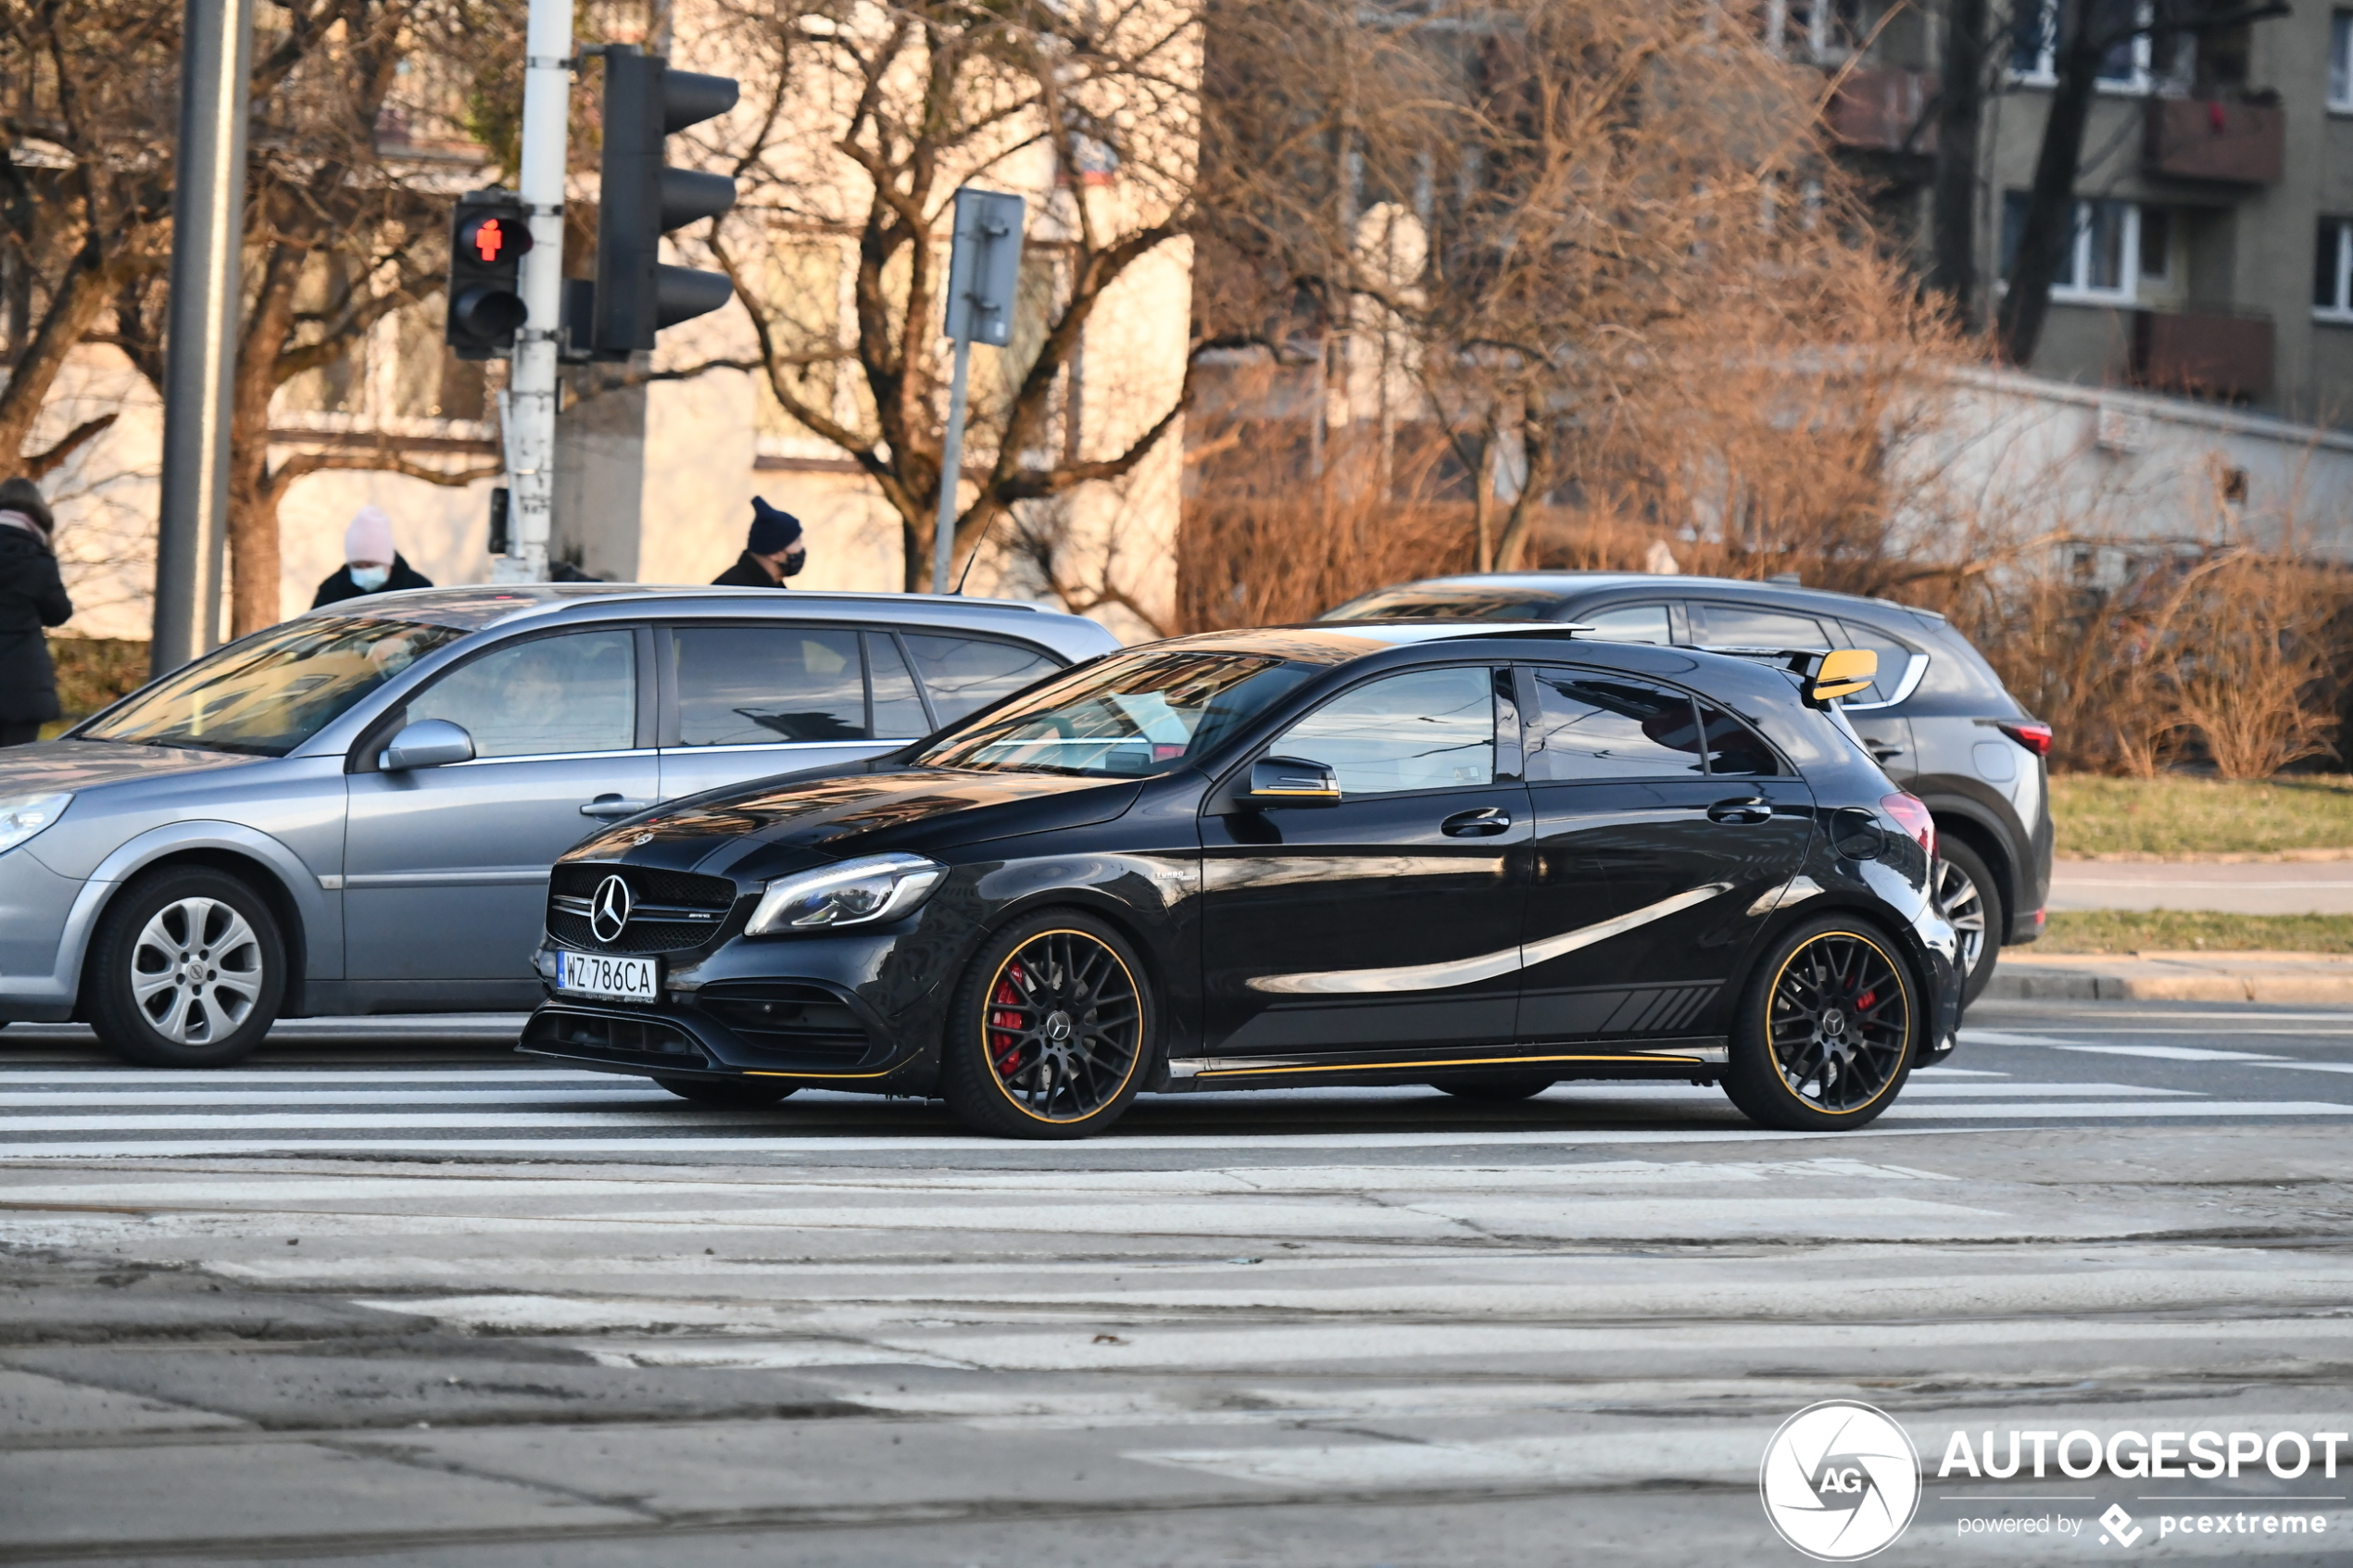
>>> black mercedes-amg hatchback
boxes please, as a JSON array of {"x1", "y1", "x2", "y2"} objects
[{"x1": 519, "y1": 624, "x2": 1960, "y2": 1139}]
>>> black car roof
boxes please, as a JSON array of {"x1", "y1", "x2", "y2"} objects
[
  {"x1": 1324, "y1": 571, "x2": 1948, "y2": 626},
  {"x1": 1141, "y1": 622, "x2": 1809, "y2": 707}
]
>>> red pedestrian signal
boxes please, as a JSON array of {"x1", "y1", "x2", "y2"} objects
[
  {"x1": 457, "y1": 211, "x2": 532, "y2": 267},
  {"x1": 446, "y1": 191, "x2": 533, "y2": 359}
]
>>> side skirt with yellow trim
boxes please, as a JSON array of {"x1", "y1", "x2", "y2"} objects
[{"x1": 1161, "y1": 1037, "x2": 1726, "y2": 1091}]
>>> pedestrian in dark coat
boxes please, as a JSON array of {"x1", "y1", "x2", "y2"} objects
[
  {"x1": 312, "y1": 505, "x2": 434, "y2": 608},
  {"x1": 0, "y1": 477, "x2": 72, "y2": 746},
  {"x1": 711, "y1": 496, "x2": 806, "y2": 587}
]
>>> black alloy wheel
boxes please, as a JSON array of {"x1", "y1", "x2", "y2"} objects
[
  {"x1": 1933, "y1": 838, "x2": 2003, "y2": 1010},
  {"x1": 1433, "y1": 1073, "x2": 1555, "y2": 1102},
  {"x1": 653, "y1": 1076, "x2": 799, "y2": 1106},
  {"x1": 1723, "y1": 917, "x2": 1917, "y2": 1131},
  {"x1": 941, "y1": 911, "x2": 1153, "y2": 1139},
  {"x1": 85, "y1": 867, "x2": 286, "y2": 1068}
]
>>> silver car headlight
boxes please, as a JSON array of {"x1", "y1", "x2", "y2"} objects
[
  {"x1": 745, "y1": 853, "x2": 946, "y2": 935},
  {"x1": 0, "y1": 792, "x2": 71, "y2": 855}
]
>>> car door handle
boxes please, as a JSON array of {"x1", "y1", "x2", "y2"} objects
[
  {"x1": 1868, "y1": 745, "x2": 1906, "y2": 762},
  {"x1": 1441, "y1": 808, "x2": 1513, "y2": 837},
  {"x1": 1707, "y1": 797, "x2": 1774, "y2": 825},
  {"x1": 580, "y1": 796, "x2": 653, "y2": 818}
]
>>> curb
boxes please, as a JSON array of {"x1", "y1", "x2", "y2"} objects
[{"x1": 1985, "y1": 957, "x2": 2353, "y2": 1004}]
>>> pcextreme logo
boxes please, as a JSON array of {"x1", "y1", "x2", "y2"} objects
[{"x1": 1760, "y1": 1400, "x2": 1922, "y2": 1562}]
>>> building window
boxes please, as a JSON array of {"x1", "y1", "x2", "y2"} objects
[
  {"x1": 2316, "y1": 219, "x2": 2353, "y2": 322},
  {"x1": 1765, "y1": 0, "x2": 1867, "y2": 62},
  {"x1": 2010, "y1": 0, "x2": 2157, "y2": 91},
  {"x1": 2332, "y1": 11, "x2": 2353, "y2": 111},
  {"x1": 2002, "y1": 194, "x2": 2164, "y2": 304}
]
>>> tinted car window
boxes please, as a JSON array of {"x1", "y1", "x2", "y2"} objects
[
  {"x1": 917, "y1": 651, "x2": 1311, "y2": 777},
  {"x1": 674, "y1": 626, "x2": 864, "y2": 745},
  {"x1": 1273, "y1": 666, "x2": 1496, "y2": 794},
  {"x1": 905, "y1": 634, "x2": 1061, "y2": 724},
  {"x1": 80, "y1": 617, "x2": 464, "y2": 757},
  {"x1": 1695, "y1": 603, "x2": 1834, "y2": 650},
  {"x1": 865, "y1": 633, "x2": 930, "y2": 737},
  {"x1": 1526, "y1": 668, "x2": 1703, "y2": 781},
  {"x1": 1695, "y1": 701, "x2": 1782, "y2": 776},
  {"x1": 1831, "y1": 618, "x2": 1918, "y2": 706},
  {"x1": 409, "y1": 630, "x2": 637, "y2": 758},
  {"x1": 1576, "y1": 603, "x2": 1672, "y2": 645}
]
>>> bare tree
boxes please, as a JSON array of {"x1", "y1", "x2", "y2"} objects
[
  {"x1": 105, "y1": 0, "x2": 522, "y2": 633},
  {"x1": 707, "y1": 0, "x2": 1202, "y2": 595},
  {"x1": 0, "y1": 0, "x2": 179, "y2": 472}
]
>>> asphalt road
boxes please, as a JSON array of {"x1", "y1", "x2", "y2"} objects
[{"x1": 2, "y1": 1000, "x2": 2350, "y2": 1565}]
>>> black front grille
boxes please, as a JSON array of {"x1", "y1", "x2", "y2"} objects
[
  {"x1": 522, "y1": 1008, "x2": 709, "y2": 1068},
  {"x1": 694, "y1": 982, "x2": 871, "y2": 1063},
  {"x1": 547, "y1": 863, "x2": 740, "y2": 955}
]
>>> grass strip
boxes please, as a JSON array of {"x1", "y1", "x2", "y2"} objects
[
  {"x1": 2051, "y1": 774, "x2": 2353, "y2": 858},
  {"x1": 2039, "y1": 909, "x2": 2353, "y2": 954}
]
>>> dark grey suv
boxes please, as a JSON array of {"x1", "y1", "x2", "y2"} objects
[{"x1": 1321, "y1": 573, "x2": 2051, "y2": 1004}]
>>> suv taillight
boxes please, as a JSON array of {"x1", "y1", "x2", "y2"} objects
[
  {"x1": 1881, "y1": 792, "x2": 1935, "y2": 860},
  {"x1": 2000, "y1": 721, "x2": 2054, "y2": 758}
]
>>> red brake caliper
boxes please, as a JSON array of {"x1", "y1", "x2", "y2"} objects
[
  {"x1": 988, "y1": 964, "x2": 1027, "y2": 1077},
  {"x1": 1856, "y1": 988, "x2": 1877, "y2": 1013}
]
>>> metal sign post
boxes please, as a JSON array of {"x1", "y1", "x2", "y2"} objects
[
  {"x1": 932, "y1": 187, "x2": 1025, "y2": 595},
  {"x1": 491, "y1": 0, "x2": 575, "y2": 583},
  {"x1": 151, "y1": 0, "x2": 256, "y2": 675}
]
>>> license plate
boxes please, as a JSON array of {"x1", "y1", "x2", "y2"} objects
[{"x1": 553, "y1": 950, "x2": 659, "y2": 1003}]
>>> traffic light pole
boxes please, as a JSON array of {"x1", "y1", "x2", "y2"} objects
[
  {"x1": 151, "y1": 0, "x2": 255, "y2": 675},
  {"x1": 494, "y1": 0, "x2": 575, "y2": 584}
]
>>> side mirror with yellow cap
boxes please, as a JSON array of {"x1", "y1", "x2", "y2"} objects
[{"x1": 1804, "y1": 647, "x2": 1878, "y2": 707}]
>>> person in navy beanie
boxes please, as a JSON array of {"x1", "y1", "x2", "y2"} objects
[{"x1": 712, "y1": 496, "x2": 806, "y2": 586}]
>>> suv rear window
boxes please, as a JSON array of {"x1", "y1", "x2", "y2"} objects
[
  {"x1": 904, "y1": 634, "x2": 1062, "y2": 723},
  {"x1": 1322, "y1": 585, "x2": 1567, "y2": 622}
]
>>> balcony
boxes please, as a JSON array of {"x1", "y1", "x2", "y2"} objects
[
  {"x1": 1826, "y1": 66, "x2": 1936, "y2": 156},
  {"x1": 2131, "y1": 309, "x2": 2272, "y2": 401},
  {"x1": 2142, "y1": 97, "x2": 2284, "y2": 183}
]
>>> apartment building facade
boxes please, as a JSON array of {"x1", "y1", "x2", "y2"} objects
[{"x1": 1800, "y1": 0, "x2": 2351, "y2": 426}]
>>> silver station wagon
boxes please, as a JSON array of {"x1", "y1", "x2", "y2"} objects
[{"x1": 0, "y1": 585, "x2": 1117, "y2": 1066}]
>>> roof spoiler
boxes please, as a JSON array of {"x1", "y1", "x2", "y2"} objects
[{"x1": 1707, "y1": 646, "x2": 1878, "y2": 709}]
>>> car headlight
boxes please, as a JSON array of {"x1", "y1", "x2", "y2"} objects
[
  {"x1": 0, "y1": 792, "x2": 71, "y2": 856},
  {"x1": 745, "y1": 853, "x2": 946, "y2": 935}
]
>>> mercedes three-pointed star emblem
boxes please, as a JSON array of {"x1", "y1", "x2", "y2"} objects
[{"x1": 588, "y1": 874, "x2": 634, "y2": 944}]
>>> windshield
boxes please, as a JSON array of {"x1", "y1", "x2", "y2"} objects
[
  {"x1": 79, "y1": 617, "x2": 467, "y2": 757},
  {"x1": 914, "y1": 651, "x2": 1314, "y2": 777},
  {"x1": 1321, "y1": 585, "x2": 1568, "y2": 622}
]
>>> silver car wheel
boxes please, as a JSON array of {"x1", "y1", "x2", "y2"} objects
[
  {"x1": 1935, "y1": 857, "x2": 1987, "y2": 979},
  {"x1": 129, "y1": 897, "x2": 264, "y2": 1045}
]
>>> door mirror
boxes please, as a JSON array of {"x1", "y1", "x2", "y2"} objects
[
  {"x1": 1244, "y1": 755, "x2": 1341, "y2": 808},
  {"x1": 380, "y1": 719, "x2": 475, "y2": 771}
]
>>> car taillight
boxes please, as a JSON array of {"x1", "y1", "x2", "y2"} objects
[
  {"x1": 1881, "y1": 792, "x2": 1935, "y2": 859},
  {"x1": 2000, "y1": 721, "x2": 2054, "y2": 758}
]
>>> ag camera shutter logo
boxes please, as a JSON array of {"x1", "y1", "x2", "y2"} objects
[{"x1": 1760, "y1": 1400, "x2": 1922, "y2": 1560}]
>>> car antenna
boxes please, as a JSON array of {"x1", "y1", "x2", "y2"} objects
[{"x1": 950, "y1": 514, "x2": 989, "y2": 596}]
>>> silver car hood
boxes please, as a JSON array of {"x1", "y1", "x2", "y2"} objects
[{"x1": 0, "y1": 739, "x2": 261, "y2": 795}]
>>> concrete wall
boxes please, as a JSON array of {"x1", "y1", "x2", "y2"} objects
[{"x1": 1897, "y1": 367, "x2": 2353, "y2": 563}]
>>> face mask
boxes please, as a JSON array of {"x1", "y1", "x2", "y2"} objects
[
  {"x1": 348, "y1": 565, "x2": 390, "y2": 592},
  {"x1": 780, "y1": 546, "x2": 806, "y2": 578}
]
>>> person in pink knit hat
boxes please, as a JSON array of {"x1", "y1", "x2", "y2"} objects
[{"x1": 311, "y1": 505, "x2": 434, "y2": 608}]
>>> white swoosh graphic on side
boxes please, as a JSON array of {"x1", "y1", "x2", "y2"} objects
[{"x1": 1248, "y1": 882, "x2": 1736, "y2": 996}]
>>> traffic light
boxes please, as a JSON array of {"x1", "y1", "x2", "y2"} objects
[
  {"x1": 590, "y1": 46, "x2": 738, "y2": 356},
  {"x1": 444, "y1": 190, "x2": 532, "y2": 359}
]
